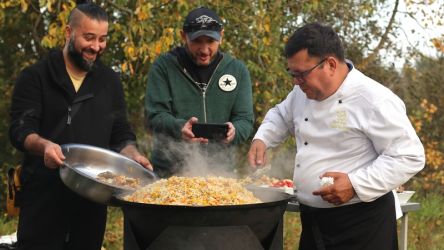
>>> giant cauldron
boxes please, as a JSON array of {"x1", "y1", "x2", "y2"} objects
[{"x1": 115, "y1": 187, "x2": 292, "y2": 250}]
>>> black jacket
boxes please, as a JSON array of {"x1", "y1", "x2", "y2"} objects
[{"x1": 9, "y1": 49, "x2": 136, "y2": 179}]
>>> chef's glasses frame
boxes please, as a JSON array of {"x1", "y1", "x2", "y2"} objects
[{"x1": 287, "y1": 58, "x2": 327, "y2": 81}]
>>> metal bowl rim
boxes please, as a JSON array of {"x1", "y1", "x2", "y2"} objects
[
  {"x1": 61, "y1": 143, "x2": 145, "y2": 191},
  {"x1": 62, "y1": 143, "x2": 143, "y2": 167}
]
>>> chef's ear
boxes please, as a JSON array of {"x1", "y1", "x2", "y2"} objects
[{"x1": 326, "y1": 57, "x2": 337, "y2": 70}]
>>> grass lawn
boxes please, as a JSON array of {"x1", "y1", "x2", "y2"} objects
[{"x1": 1, "y1": 191, "x2": 443, "y2": 250}]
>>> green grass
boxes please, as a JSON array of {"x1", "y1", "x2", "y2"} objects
[
  {"x1": 0, "y1": 214, "x2": 17, "y2": 235},
  {"x1": 404, "y1": 192, "x2": 444, "y2": 250},
  {"x1": 1, "y1": 191, "x2": 443, "y2": 250},
  {"x1": 283, "y1": 212, "x2": 302, "y2": 249},
  {"x1": 103, "y1": 207, "x2": 124, "y2": 250}
]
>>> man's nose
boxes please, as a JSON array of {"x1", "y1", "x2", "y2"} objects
[
  {"x1": 90, "y1": 40, "x2": 101, "y2": 52},
  {"x1": 199, "y1": 44, "x2": 211, "y2": 53}
]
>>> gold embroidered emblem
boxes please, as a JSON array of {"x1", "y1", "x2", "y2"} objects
[{"x1": 331, "y1": 110, "x2": 348, "y2": 130}]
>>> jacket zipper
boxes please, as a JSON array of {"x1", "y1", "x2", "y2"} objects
[
  {"x1": 180, "y1": 57, "x2": 223, "y2": 123},
  {"x1": 201, "y1": 89, "x2": 207, "y2": 122},
  {"x1": 66, "y1": 93, "x2": 94, "y2": 126},
  {"x1": 67, "y1": 106, "x2": 72, "y2": 125},
  {"x1": 201, "y1": 60, "x2": 222, "y2": 122}
]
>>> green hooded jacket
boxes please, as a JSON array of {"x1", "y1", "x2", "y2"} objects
[{"x1": 145, "y1": 49, "x2": 254, "y2": 176}]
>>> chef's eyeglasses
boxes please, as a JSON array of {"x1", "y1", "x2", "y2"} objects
[
  {"x1": 287, "y1": 58, "x2": 327, "y2": 81},
  {"x1": 183, "y1": 20, "x2": 223, "y2": 33}
]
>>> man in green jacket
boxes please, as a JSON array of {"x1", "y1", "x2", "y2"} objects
[{"x1": 145, "y1": 7, "x2": 254, "y2": 177}]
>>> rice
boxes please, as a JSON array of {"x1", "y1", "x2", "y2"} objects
[
  {"x1": 320, "y1": 177, "x2": 334, "y2": 187},
  {"x1": 124, "y1": 176, "x2": 261, "y2": 206}
]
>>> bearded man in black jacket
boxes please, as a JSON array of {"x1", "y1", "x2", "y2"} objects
[{"x1": 8, "y1": 2, "x2": 152, "y2": 250}]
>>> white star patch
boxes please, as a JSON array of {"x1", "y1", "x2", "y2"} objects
[{"x1": 218, "y1": 74, "x2": 237, "y2": 92}]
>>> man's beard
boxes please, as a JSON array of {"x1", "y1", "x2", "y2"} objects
[{"x1": 67, "y1": 37, "x2": 100, "y2": 72}]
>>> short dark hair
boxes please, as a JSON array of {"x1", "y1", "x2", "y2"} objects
[
  {"x1": 68, "y1": 2, "x2": 108, "y2": 27},
  {"x1": 284, "y1": 22, "x2": 345, "y2": 61}
]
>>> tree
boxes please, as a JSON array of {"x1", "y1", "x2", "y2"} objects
[{"x1": 402, "y1": 54, "x2": 444, "y2": 192}]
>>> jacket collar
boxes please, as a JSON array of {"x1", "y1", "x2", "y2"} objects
[{"x1": 47, "y1": 49, "x2": 106, "y2": 102}]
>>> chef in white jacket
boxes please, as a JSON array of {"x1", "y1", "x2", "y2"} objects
[{"x1": 248, "y1": 22, "x2": 425, "y2": 250}]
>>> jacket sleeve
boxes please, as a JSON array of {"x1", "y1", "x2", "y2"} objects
[
  {"x1": 230, "y1": 61, "x2": 254, "y2": 145},
  {"x1": 348, "y1": 97, "x2": 425, "y2": 202},
  {"x1": 145, "y1": 58, "x2": 187, "y2": 139},
  {"x1": 9, "y1": 68, "x2": 42, "y2": 152},
  {"x1": 109, "y1": 71, "x2": 137, "y2": 152}
]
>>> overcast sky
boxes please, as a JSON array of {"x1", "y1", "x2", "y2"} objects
[{"x1": 397, "y1": 0, "x2": 444, "y2": 58}]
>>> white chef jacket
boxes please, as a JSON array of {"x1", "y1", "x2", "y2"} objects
[{"x1": 254, "y1": 66, "x2": 425, "y2": 208}]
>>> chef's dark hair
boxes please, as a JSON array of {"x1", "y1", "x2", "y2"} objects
[
  {"x1": 68, "y1": 0, "x2": 108, "y2": 27},
  {"x1": 285, "y1": 22, "x2": 345, "y2": 62}
]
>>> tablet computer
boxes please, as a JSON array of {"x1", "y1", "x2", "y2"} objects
[{"x1": 192, "y1": 123, "x2": 228, "y2": 140}]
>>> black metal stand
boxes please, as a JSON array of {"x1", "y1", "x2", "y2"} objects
[{"x1": 124, "y1": 217, "x2": 284, "y2": 250}]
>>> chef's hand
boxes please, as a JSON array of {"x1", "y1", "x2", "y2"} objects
[
  {"x1": 248, "y1": 139, "x2": 267, "y2": 168},
  {"x1": 120, "y1": 144, "x2": 153, "y2": 171},
  {"x1": 181, "y1": 117, "x2": 209, "y2": 144},
  {"x1": 222, "y1": 122, "x2": 235, "y2": 144},
  {"x1": 312, "y1": 172, "x2": 356, "y2": 206},
  {"x1": 24, "y1": 133, "x2": 65, "y2": 169}
]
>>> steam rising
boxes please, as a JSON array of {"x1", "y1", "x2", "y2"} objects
[
  {"x1": 180, "y1": 143, "x2": 238, "y2": 177},
  {"x1": 148, "y1": 134, "x2": 241, "y2": 178},
  {"x1": 138, "y1": 134, "x2": 295, "y2": 180}
]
